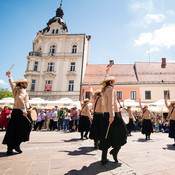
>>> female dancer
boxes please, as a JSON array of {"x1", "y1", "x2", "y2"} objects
[{"x1": 139, "y1": 99, "x2": 156, "y2": 140}]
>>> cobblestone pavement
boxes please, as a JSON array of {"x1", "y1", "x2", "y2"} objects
[{"x1": 0, "y1": 131, "x2": 175, "y2": 175}]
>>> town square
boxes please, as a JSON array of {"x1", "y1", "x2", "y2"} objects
[{"x1": 1, "y1": 0, "x2": 175, "y2": 174}]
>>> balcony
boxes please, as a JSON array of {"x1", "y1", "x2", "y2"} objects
[{"x1": 29, "y1": 51, "x2": 41, "y2": 56}]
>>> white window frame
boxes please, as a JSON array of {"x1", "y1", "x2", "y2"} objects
[
  {"x1": 47, "y1": 62, "x2": 55, "y2": 72},
  {"x1": 68, "y1": 80, "x2": 74, "y2": 91}
]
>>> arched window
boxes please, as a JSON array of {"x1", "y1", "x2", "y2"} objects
[
  {"x1": 56, "y1": 29, "x2": 59, "y2": 34},
  {"x1": 72, "y1": 45, "x2": 77, "y2": 53},
  {"x1": 50, "y1": 45, "x2": 56, "y2": 55}
]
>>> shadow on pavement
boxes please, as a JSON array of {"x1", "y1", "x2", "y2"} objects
[
  {"x1": 63, "y1": 138, "x2": 82, "y2": 142},
  {"x1": 133, "y1": 138, "x2": 147, "y2": 142},
  {"x1": 64, "y1": 161, "x2": 121, "y2": 175},
  {"x1": 61, "y1": 146, "x2": 96, "y2": 156},
  {"x1": 162, "y1": 144, "x2": 175, "y2": 150},
  {"x1": 0, "y1": 152, "x2": 18, "y2": 158}
]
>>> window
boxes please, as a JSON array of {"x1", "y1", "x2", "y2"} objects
[
  {"x1": 45, "y1": 80, "x2": 53, "y2": 91},
  {"x1": 116, "y1": 91, "x2": 122, "y2": 100},
  {"x1": 50, "y1": 45, "x2": 56, "y2": 55},
  {"x1": 52, "y1": 29, "x2": 55, "y2": 34},
  {"x1": 38, "y1": 47, "x2": 42, "y2": 53},
  {"x1": 164, "y1": 90, "x2": 170, "y2": 99},
  {"x1": 130, "y1": 91, "x2": 137, "y2": 100},
  {"x1": 33, "y1": 61, "x2": 38, "y2": 71},
  {"x1": 47, "y1": 62, "x2": 55, "y2": 72},
  {"x1": 145, "y1": 91, "x2": 151, "y2": 100},
  {"x1": 85, "y1": 91, "x2": 90, "y2": 99},
  {"x1": 56, "y1": 29, "x2": 59, "y2": 34},
  {"x1": 68, "y1": 80, "x2": 74, "y2": 91},
  {"x1": 72, "y1": 45, "x2": 77, "y2": 53},
  {"x1": 70, "y1": 62, "x2": 75, "y2": 71},
  {"x1": 31, "y1": 80, "x2": 36, "y2": 91}
]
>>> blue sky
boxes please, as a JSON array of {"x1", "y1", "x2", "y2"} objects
[{"x1": 1, "y1": 0, "x2": 175, "y2": 90}]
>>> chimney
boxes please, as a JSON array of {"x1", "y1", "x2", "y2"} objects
[{"x1": 161, "y1": 58, "x2": 166, "y2": 68}]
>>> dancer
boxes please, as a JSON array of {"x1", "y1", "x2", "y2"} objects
[
  {"x1": 89, "y1": 87, "x2": 104, "y2": 149},
  {"x1": 165, "y1": 93, "x2": 175, "y2": 146},
  {"x1": 125, "y1": 106, "x2": 136, "y2": 136},
  {"x1": 78, "y1": 99, "x2": 91, "y2": 139},
  {"x1": 139, "y1": 99, "x2": 156, "y2": 140},
  {"x1": 2, "y1": 71, "x2": 32, "y2": 154},
  {"x1": 99, "y1": 65, "x2": 127, "y2": 165}
]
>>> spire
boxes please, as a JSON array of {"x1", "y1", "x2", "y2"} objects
[
  {"x1": 56, "y1": 0, "x2": 64, "y2": 18},
  {"x1": 60, "y1": 0, "x2": 63, "y2": 8}
]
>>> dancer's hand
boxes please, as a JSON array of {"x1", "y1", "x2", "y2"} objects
[
  {"x1": 109, "y1": 116, "x2": 114, "y2": 123},
  {"x1": 23, "y1": 112, "x2": 27, "y2": 117},
  {"x1": 6, "y1": 71, "x2": 11, "y2": 78}
]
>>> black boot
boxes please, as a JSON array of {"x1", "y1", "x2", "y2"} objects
[
  {"x1": 14, "y1": 144, "x2": 22, "y2": 154},
  {"x1": 81, "y1": 132, "x2": 83, "y2": 140},
  {"x1": 101, "y1": 150, "x2": 108, "y2": 165},
  {"x1": 110, "y1": 147, "x2": 120, "y2": 163},
  {"x1": 84, "y1": 131, "x2": 88, "y2": 139},
  {"x1": 7, "y1": 145, "x2": 13, "y2": 155},
  {"x1": 94, "y1": 140, "x2": 98, "y2": 149}
]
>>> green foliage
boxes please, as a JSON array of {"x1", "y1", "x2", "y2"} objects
[{"x1": 0, "y1": 88, "x2": 13, "y2": 100}]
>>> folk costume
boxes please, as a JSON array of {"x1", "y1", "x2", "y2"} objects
[
  {"x1": 2, "y1": 77, "x2": 32, "y2": 154},
  {"x1": 89, "y1": 90, "x2": 104, "y2": 149},
  {"x1": 126, "y1": 106, "x2": 136, "y2": 136},
  {"x1": 99, "y1": 76, "x2": 127, "y2": 165},
  {"x1": 139, "y1": 101, "x2": 155, "y2": 140},
  {"x1": 78, "y1": 99, "x2": 91, "y2": 139},
  {"x1": 165, "y1": 101, "x2": 175, "y2": 145}
]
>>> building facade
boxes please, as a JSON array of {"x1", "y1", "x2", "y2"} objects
[
  {"x1": 24, "y1": 4, "x2": 91, "y2": 100},
  {"x1": 82, "y1": 59, "x2": 175, "y2": 104}
]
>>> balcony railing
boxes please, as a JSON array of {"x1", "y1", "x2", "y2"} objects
[{"x1": 29, "y1": 51, "x2": 41, "y2": 56}]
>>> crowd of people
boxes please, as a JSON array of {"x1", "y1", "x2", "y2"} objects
[{"x1": 0, "y1": 105, "x2": 171, "y2": 134}]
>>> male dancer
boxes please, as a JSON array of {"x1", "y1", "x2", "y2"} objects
[{"x1": 2, "y1": 71, "x2": 32, "y2": 154}]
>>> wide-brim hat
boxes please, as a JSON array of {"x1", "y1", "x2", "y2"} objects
[
  {"x1": 100, "y1": 76, "x2": 116, "y2": 85},
  {"x1": 14, "y1": 79, "x2": 31, "y2": 84},
  {"x1": 94, "y1": 89, "x2": 101, "y2": 95},
  {"x1": 170, "y1": 101, "x2": 175, "y2": 105},
  {"x1": 83, "y1": 98, "x2": 90, "y2": 102}
]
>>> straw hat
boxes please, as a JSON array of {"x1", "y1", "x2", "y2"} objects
[
  {"x1": 94, "y1": 89, "x2": 101, "y2": 95},
  {"x1": 100, "y1": 76, "x2": 116, "y2": 85},
  {"x1": 83, "y1": 98, "x2": 90, "y2": 102},
  {"x1": 170, "y1": 101, "x2": 175, "y2": 105},
  {"x1": 14, "y1": 79, "x2": 31, "y2": 84},
  {"x1": 127, "y1": 106, "x2": 132, "y2": 108}
]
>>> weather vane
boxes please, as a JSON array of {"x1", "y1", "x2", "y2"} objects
[{"x1": 60, "y1": 0, "x2": 63, "y2": 8}]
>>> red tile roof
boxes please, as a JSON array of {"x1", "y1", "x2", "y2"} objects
[
  {"x1": 83, "y1": 62, "x2": 175, "y2": 85},
  {"x1": 83, "y1": 64, "x2": 138, "y2": 84},
  {"x1": 135, "y1": 62, "x2": 175, "y2": 83}
]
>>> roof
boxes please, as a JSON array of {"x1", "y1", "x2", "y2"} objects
[
  {"x1": 135, "y1": 62, "x2": 175, "y2": 83},
  {"x1": 83, "y1": 64, "x2": 138, "y2": 84},
  {"x1": 83, "y1": 62, "x2": 175, "y2": 85}
]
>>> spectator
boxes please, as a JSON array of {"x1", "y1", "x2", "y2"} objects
[
  {"x1": 1, "y1": 106, "x2": 11, "y2": 130},
  {"x1": 57, "y1": 108, "x2": 66, "y2": 131},
  {"x1": 34, "y1": 110, "x2": 45, "y2": 130},
  {"x1": 64, "y1": 109, "x2": 70, "y2": 131},
  {"x1": 49, "y1": 108, "x2": 57, "y2": 131}
]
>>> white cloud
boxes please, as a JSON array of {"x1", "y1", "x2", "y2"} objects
[
  {"x1": 135, "y1": 24, "x2": 175, "y2": 52},
  {"x1": 0, "y1": 79, "x2": 7, "y2": 85},
  {"x1": 131, "y1": 1, "x2": 154, "y2": 12},
  {"x1": 144, "y1": 14, "x2": 165, "y2": 24}
]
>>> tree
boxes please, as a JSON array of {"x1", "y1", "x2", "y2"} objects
[{"x1": 0, "y1": 88, "x2": 13, "y2": 99}]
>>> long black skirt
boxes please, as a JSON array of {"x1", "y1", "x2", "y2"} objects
[
  {"x1": 89, "y1": 113, "x2": 103, "y2": 140},
  {"x1": 141, "y1": 119, "x2": 153, "y2": 135},
  {"x1": 169, "y1": 120, "x2": 175, "y2": 138},
  {"x1": 99, "y1": 113, "x2": 127, "y2": 150},
  {"x1": 126, "y1": 118, "x2": 135, "y2": 132},
  {"x1": 78, "y1": 115, "x2": 90, "y2": 132},
  {"x1": 2, "y1": 109, "x2": 32, "y2": 147}
]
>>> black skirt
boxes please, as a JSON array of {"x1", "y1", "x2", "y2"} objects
[
  {"x1": 169, "y1": 120, "x2": 175, "y2": 138},
  {"x1": 99, "y1": 113, "x2": 127, "y2": 150},
  {"x1": 2, "y1": 109, "x2": 32, "y2": 147},
  {"x1": 126, "y1": 118, "x2": 135, "y2": 132},
  {"x1": 89, "y1": 113, "x2": 104, "y2": 140},
  {"x1": 78, "y1": 115, "x2": 90, "y2": 132},
  {"x1": 141, "y1": 119, "x2": 153, "y2": 135}
]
